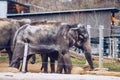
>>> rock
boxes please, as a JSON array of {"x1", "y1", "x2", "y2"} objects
[
  {"x1": 7, "y1": 67, "x2": 19, "y2": 73},
  {"x1": 94, "y1": 68, "x2": 109, "y2": 71},
  {"x1": 71, "y1": 66, "x2": 85, "y2": 74}
]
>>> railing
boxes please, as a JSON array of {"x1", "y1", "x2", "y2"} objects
[{"x1": 111, "y1": 26, "x2": 120, "y2": 37}]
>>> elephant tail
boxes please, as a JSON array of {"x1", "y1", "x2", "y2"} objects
[{"x1": 12, "y1": 24, "x2": 29, "y2": 49}]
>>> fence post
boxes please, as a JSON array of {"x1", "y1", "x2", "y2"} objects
[
  {"x1": 87, "y1": 25, "x2": 91, "y2": 44},
  {"x1": 99, "y1": 25, "x2": 104, "y2": 68},
  {"x1": 22, "y1": 43, "x2": 28, "y2": 73},
  {"x1": 109, "y1": 38, "x2": 112, "y2": 58},
  {"x1": 113, "y1": 38, "x2": 118, "y2": 59},
  {"x1": 85, "y1": 25, "x2": 91, "y2": 65}
]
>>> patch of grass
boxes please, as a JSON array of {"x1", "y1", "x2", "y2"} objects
[
  {"x1": 73, "y1": 57, "x2": 120, "y2": 72},
  {"x1": 71, "y1": 57, "x2": 86, "y2": 66},
  {"x1": 0, "y1": 56, "x2": 8, "y2": 63},
  {"x1": 93, "y1": 58, "x2": 120, "y2": 72},
  {"x1": 103, "y1": 61, "x2": 120, "y2": 72}
]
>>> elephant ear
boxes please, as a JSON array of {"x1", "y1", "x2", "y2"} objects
[
  {"x1": 68, "y1": 28, "x2": 78, "y2": 45},
  {"x1": 69, "y1": 23, "x2": 84, "y2": 39},
  {"x1": 70, "y1": 23, "x2": 83, "y2": 30}
]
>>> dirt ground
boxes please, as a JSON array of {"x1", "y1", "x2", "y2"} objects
[
  {"x1": 0, "y1": 62, "x2": 53, "y2": 73},
  {"x1": 0, "y1": 62, "x2": 86, "y2": 74},
  {"x1": 0, "y1": 62, "x2": 120, "y2": 80},
  {"x1": 0, "y1": 51, "x2": 120, "y2": 80}
]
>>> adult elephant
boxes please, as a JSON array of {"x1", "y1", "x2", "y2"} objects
[
  {"x1": 10, "y1": 21, "x2": 94, "y2": 74},
  {"x1": 0, "y1": 18, "x2": 31, "y2": 64},
  {"x1": 40, "y1": 23, "x2": 94, "y2": 73}
]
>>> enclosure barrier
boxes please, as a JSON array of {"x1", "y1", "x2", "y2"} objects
[
  {"x1": 22, "y1": 42, "x2": 28, "y2": 73},
  {"x1": 86, "y1": 25, "x2": 119, "y2": 68},
  {"x1": 87, "y1": 25, "x2": 104, "y2": 68},
  {"x1": 113, "y1": 38, "x2": 118, "y2": 58},
  {"x1": 99, "y1": 25, "x2": 104, "y2": 68}
]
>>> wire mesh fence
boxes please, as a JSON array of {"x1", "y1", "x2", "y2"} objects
[{"x1": 71, "y1": 25, "x2": 120, "y2": 60}]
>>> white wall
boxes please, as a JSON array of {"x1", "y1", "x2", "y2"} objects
[{"x1": 0, "y1": 1, "x2": 7, "y2": 18}]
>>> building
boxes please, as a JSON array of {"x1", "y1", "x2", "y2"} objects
[
  {"x1": 7, "y1": 7, "x2": 119, "y2": 37},
  {"x1": 0, "y1": 0, "x2": 30, "y2": 18},
  {"x1": 8, "y1": 0, "x2": 30, "y2": 14}
]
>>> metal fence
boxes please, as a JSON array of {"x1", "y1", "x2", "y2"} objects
[
  {"x1": 70, "y1": 24, "x2": 120, "y2": 68},
  {"x1": 73, "y1": 25, "x2": 120, "y2": 60}
]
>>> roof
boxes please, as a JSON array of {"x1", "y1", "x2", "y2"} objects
[{"x1": 7, "y1": 7, "x2": 120, "y2": 17}]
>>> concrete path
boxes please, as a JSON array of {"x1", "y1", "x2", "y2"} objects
[{"x1": 0, "y1": 72, "x2": 120, "y2": 80}]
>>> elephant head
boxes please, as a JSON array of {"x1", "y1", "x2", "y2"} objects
[{"x1": 68, "y1": 23, "x2": 94, "y2": 70}]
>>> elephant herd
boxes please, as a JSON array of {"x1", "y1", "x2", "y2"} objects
[{"x1": 0, "y1": 18, "x2": 94, "y2": 74}]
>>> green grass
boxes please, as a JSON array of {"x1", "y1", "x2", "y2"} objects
[
  {"x1": 71, "y1": 57, "x2": 86, "y2": 65},
  {"x1": 104, "y1": 61, "x2": 120, "y2": 72},
  {"x1": 0, "y1": 56, "x2": 8, "y2": 63}
]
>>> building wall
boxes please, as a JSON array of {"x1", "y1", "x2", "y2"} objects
[
  {"x1": 0, "y1": 1, "x2": 7, "y2": 18},
  {"x1": 8, "y1": 11, "x2": 112, "y2": 37}
]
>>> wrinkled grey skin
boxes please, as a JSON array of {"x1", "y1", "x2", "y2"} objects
[
  {"x1": 41, "y1": 24, "x2": 94, "y2": 73},
  {"x1": 10, "y1": 22, "x2": 93, "y2": 74},
  {"x1": 0, "y1": 18, "x2": 31, "y2": 64}
]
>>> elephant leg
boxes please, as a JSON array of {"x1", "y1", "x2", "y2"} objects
[
  {"x1": 63, "y1": 52, "x2": 72, "y2": 74},
  {"x1": 20, "y1": 55, "x2": 33, "y2": 72},
  {"x1": 30, "y1": 54, "x2": 36, "y2": 64},
  {"x1": 40, "y1": 54, "x2": 44, "y2": 72},
  {"x1": 56, "y1": 53, "x2": 64, "y2": 73},
  {"x1": 41, "y1": 53, "x2": 48, "y2": 73},
  {"x1": 10, "y1": 57, "x2": 21, "y2": 69},
  {"x1": 84, "y1": 51, "x2": 94, "y2": 70},
  {"x1": 6, "y1": 48, "x2": 13, "y2": 65},
  {"x1": 49, "y1": 51, "x2": 59, "y2": 73},
  {"x1": 10, "y1": 43, "x2": 24, "y2": 68},
  {"x1": 83, "y1": 40, "x2": 94, "y2": 70},
  {"x1": 50, "y1": 57, "x2": 55, "y2": 73}
]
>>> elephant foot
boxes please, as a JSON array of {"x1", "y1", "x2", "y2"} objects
[
  {"x1": 71, "y1": 66, "x2": 85, "y2": 74},
  {"x1": 30, "y1": 60, "x2": 35, "y2": 64},
  {"x1": 51, "y1": 71, "x2": 55, "y2": 73},
  {"x1": 83, "y1": 66, "x2": 94, "y2": 71},
  {"x1": 56, "y1": 69, "x2": 62, "y2": 73}
]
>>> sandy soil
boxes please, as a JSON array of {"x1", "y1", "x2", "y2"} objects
[
  {"x1": 0, "y1": 62, "x2": 46, "y2": 73},
  {"x1": 0, "y1": 62, "x2": 120, "y2": 80}
]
